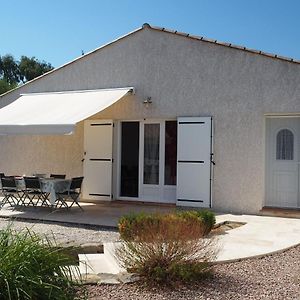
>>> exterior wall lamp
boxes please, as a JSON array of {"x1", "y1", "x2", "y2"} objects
[{"x1": 143, "y1": 97, "x2": 152, "y2": 107}]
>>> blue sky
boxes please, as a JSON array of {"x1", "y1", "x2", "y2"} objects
[{"x1": 1, "y1": 0, "x2": 300, "y2": 67}]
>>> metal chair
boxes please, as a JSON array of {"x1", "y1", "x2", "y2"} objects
[
  {"x1": 0, "y1": 173, "x2": 5, "y2": 196},
  {"x1": 50, "y1": 174, "x2": 66, "y2": 179},
  {"x1": 56, "y1": 177, "x2": 84, "y2": 210},
  {"x1": 0, "y1": 177, "x2": 20, "y2": 208},
  {"x1": 23, "y1": 177, "x2": 48, "y2": 206}
]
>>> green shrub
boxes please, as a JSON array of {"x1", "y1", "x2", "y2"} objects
[
  {"x1": 198, "y1": 210, "x2": 216, "y2": 234},
  {"x1": 118, "y1": 210, "x2": 216, "y2": 241},
  {"x1": 118, "y1": 212, "x2": 161, "y2": 241},
  {"x1": 116, "y1": 211, "x2": 218, "y2": 285},
  {"x1": 142, "y1": 261, "x2": 212, "y2": 284},
  {"x1": 177, "y1": 210, "x2": 216, "y2": 235},
  {"x1": 0, "y1": 226, "x2": 79, "y2": 300},
  {"x1": 168, "y1": 261, "x2": 211, "y2": 282}
]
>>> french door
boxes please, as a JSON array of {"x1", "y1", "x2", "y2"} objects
[
  {"x1": 140, "y1": 121, "x2": 165, "y2": 201},
  {"x1": 120, "y1": 120, "x2": 177, "y2": 203}
]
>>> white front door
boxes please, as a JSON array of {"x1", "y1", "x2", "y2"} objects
[
  {"x1": 82, "y1": 120, "x2": 113, "y2": 201},
  {"x1": 266, "y1": 118, "x2": 300, "y2": 208}
]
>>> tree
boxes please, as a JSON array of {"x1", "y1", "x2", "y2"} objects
[
  {"x1": 19, "y1": 56, "x2": 53, "y2": 83},
  {"x1": 0, "y1": 79, "x2": 16, "y2": 95},
  {"x1": 0, "y1": 54, "x2": 54, "y2": 95},
  {"x1": 0, "y1": 55, "x2": 20, "y2": 85}
]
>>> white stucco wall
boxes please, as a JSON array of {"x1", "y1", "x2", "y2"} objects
[{"x1": 1, "y1": 27, "x2": 300, "y2": 214}]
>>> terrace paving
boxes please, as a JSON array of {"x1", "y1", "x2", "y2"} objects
[{"x1": 0, "y1": 200, "x2": 300, "y2": 261}]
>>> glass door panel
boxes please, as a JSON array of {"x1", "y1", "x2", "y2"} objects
[
  {"x1": 120, "y1": 122, "x2": 139, "y2": 197},
  {"x1": 165, "y1": 120, "x2": 177, "y2": 185},
  {"x1": 143, "y1": 123, "x2": 160, "y2": 185}
]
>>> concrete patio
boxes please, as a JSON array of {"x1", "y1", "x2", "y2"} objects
[
  {"x1": 1, "y1": 200, "x2": 300, "y2": 262},
  {"x1": 0, "y1": 200, "x2": 175, "y2": 227},
  {"x1": 78, "y1": 212, "x2": 300, "y2": 278},
  {"x1": 215, "y1": 213, "x2": 300, "y2": 262}
]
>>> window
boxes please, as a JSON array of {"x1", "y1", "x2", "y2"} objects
[
  {"x1": 143, "y1": 124, "x2": 160, "y2": 184},
  {"x1": 120, "y1": 122, "x2": 139, "y2": 197},
  {"x1": 165, "y1": 121, "x2": 177, "y2": 185},
  {"x1": 276, "y1": 129, "x2": 294, "y2": 160}
]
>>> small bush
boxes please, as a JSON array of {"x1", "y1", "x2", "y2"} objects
[
  {"x1": 117, "y1": 211, "x2": 218, "y2": 285},
  {"x1": 169, "y1": 261, "x2": 211, "y2": 282},
  {"x1": 0, "y1": 226, "x2": 79, "y2": 300},
  {"x1": 177, "y1": 210, "x2": 216, "y2": 235},
  {"x1": 118, "y1": 210, "x2": 216, "y2": 241}
]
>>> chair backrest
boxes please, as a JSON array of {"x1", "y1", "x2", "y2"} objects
[
  {"x1": 50, "y1": 174, "x2": 66, "y2": 179},
  {"x1": 1, "y1": 176, "x2": 16, "y2": 189},
  {"x1": 24, "y1": 177, "x2": 41, "y2": 189},
  {"x1": 0, "y1": 173, "x2": 5, "y2": 179},
  {"x1": 70, "y1": 177, "x2": 84, "y2": 190},
  {"x1": 33, "y1": 173, "x2": 46, "y2": 178}
]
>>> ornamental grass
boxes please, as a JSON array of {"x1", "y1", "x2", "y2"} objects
[{"x1": 0, "y1": 225, "x2": 80, "y2": 300}]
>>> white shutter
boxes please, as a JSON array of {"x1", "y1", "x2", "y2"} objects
[
  {"x1": 176, "y1": 117, "x2": 212, "y2": 207},
  {"x1": 82, "y1": 120, "x2": 113, "y2": 200}
]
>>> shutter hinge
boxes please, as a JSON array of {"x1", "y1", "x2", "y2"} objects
[{"x1": 210, "y1": 153, "x2": 215, "y2": 165}]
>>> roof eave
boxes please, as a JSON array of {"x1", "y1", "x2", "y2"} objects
[{"x1": 0, "y1": 26, "x2": 144, "y2": 98}]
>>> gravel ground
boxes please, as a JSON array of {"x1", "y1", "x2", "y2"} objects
[
  {"x1": 2, "y1": 217, "x2": 300, "y2": 299},
  {"x1": 86, "y1": 245, "x2": 300, "y2": 300},
  {"x1": 0, "y1": 217, "x2": 119, "y2": 246}
]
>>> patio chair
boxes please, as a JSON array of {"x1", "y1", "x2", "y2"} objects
[
  {"x1": 0, "y1": 176, "x2": 20, "y2": 208},
  {"x1": 56, "y1": 177, "x2": 84, "y2": 210},
  {"x1": 0, "y1": 173, "x2": 5, "y2": 195},
  {"x1": 23, "y1": 176, "x2": 49, "y2": 207},
  {"x1": 50, "y1": 174, "x2": 66, "y2": 179}
]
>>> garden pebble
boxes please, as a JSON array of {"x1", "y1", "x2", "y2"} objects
[
  {"x1": 3, "y1": 217, "x2": 300, "y2": 299},
  {"x1": 86, "y1": 245, "x2": 300, "y2": 300},
  {"x1": 0, "y1": 217, "x2": 119, "y2": 246}
]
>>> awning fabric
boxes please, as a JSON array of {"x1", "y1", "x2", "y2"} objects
[{"x1": 0, "y1": 87, "x2": 133, "y2": 135}]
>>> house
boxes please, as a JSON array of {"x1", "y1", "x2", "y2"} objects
[{"x1": 0, "y1": 23, "x2": 299, "y2": 214}]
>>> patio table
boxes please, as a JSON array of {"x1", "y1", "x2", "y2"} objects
[
  {"x1": 15, "y1": 178, "x2": 71, "y2": 206},
  {"x1": 15, "y1": 178, "x2": 25, "y2": 191},
  {"x1": 40, "y1": 178, "x2": 71, "y2": 205}
]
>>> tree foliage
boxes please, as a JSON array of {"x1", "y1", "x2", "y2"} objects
[
  {"x1": 0, "y1": 54, "x2": 54, "y2": 95},
  {"x1": 0, "y1": 55, "x2": 19, "y2": 85},
  {"x1": 19, "y1": 56, "x2": 53, "y2": 82},
  {"x1": 0, "y1": 79, "x2": 16, "y2": 95}
]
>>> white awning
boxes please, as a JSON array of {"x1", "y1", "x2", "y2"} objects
[{"x1": 0, "y1": 87, "x2": 134, "y2": 135}]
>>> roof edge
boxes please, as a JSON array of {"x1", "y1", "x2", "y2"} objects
[
  {"x1": 1, "y1": 23, "x2": 299, "y2": 99},
  {"x1": 146, "y1": 24, "x2": 300, "y2": 66},
  {"x1": 0, "y1": 27, "x2": 143, "y2": 98}
]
